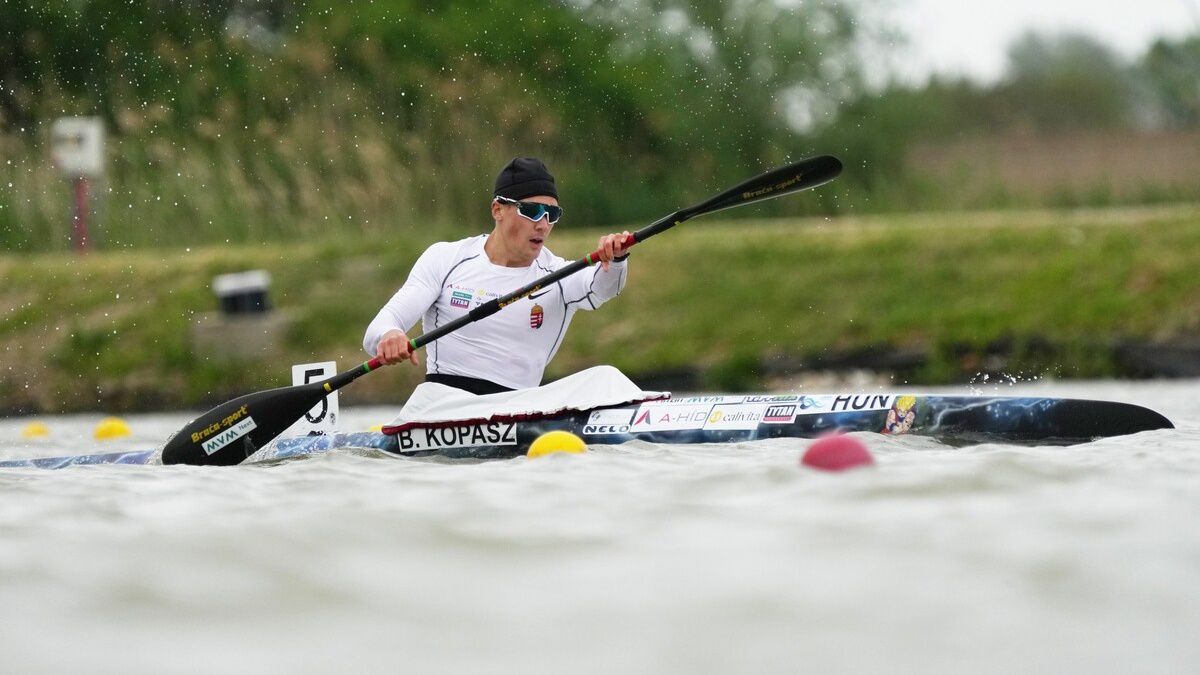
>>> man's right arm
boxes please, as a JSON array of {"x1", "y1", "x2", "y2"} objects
[{"x1": 363, "y1": 245, "x2": 446, "y2": 365}]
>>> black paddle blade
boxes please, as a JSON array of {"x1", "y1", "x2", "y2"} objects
[
  {"x1": 161, "y1": 383, "x2": 328, "y2": 466},
  {"x1": 688, "y1": 155, "x2": 843, "y2": 218}
]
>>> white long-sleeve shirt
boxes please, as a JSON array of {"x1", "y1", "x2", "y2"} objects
[{"x1": 364, "y1": 234, "x2": 628, "y2": 390}]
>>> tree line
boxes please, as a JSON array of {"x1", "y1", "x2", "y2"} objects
[{"x1": 1, "y1": 1, "x2": 1195, "y2": 250}]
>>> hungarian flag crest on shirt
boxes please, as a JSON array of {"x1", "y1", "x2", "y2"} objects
[{"x1": 530, "y1": 303, "x2": 544, "y2": 329}]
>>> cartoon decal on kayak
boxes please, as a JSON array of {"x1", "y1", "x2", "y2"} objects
[{"x1": 883, "y1": 395, "x2": 918, "y2": 435}]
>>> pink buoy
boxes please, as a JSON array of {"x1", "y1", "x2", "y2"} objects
[{"x1": 801, "y1": 434, "x2": 874, "y2": 472}]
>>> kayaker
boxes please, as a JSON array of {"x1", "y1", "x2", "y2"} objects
[{"x1": 364, "y1": 157, "x2": 631, "y2": 395}]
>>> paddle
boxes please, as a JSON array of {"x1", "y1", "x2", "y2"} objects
[{"x1": 161, "y1": 154, "x2": 843, "y2": 466}]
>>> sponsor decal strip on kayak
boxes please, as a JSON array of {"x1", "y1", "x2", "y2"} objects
[
  {"x1": 703, "y1": 404, "x2": 766, "y2": 430},
  {"x1": 830, "y1": 394, "x2": 894, "y2": 412},
  {"x1": 629, "y1": 403, "x2": 713, "y2": 432},
  {"x1": 587, "y1": 409, "x2": 636, "y2": 426}
]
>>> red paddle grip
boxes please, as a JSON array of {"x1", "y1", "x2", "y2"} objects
[{"x1": 585, "y1": 233, "x2": 637, "y2": 265}]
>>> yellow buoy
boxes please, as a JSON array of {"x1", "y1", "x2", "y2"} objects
[
  {"x1": 94, "y1": 416, "x2": 132, "y2": 440},
  {"x1": 527, "y1": 430, "x2": 587, "y2": 458},
  {"x1": 368, "y1": 424, "x2": 384, "y2": 432},
  {"x1": 20, "y1": 422, "x2": 50, "y2": 439}
]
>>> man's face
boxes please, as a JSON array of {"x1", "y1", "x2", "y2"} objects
[{"x1": 492, "y1": 195, "x2": 558, "y2": 261}]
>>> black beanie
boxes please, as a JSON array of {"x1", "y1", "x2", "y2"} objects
[{"x1": 493, "y1": 157, "x2": 558, "y2": 201}]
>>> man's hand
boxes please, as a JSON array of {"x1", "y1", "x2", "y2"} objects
[
  {"x1": 376, "y1": 329, "x2": 420, "y2": 366},
  {"x1": 596, "y1": 231, "x2": 632, "y2": 272}
]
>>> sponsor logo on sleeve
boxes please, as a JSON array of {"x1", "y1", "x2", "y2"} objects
[
  {"x1": 394, "y1": 422, "x2": 517, "y2": 454},
  {"x1": 450, "y1": 290, "x2": 472, "y2": 309}
]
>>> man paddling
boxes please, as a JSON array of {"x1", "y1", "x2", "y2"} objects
[{"x1": 364, "y1": 157, "x2": 631, "y2": 395}]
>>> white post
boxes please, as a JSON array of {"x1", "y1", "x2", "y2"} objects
[{"x1": 50, "y1": 117, "x2": 105, "y2": 252}]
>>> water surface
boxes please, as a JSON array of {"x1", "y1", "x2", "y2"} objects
[{"x1": 1, "y1": 380, "x2": 1197, "y2": 674}]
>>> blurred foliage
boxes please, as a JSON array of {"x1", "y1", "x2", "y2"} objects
[
  {"x1": 0, "y1": 2, "x2": 1197, "y2": 252},
  {"x1": 1002, "y1": 32, "x2": 1134, "y2": 132},
  {"x1": 1140, "y1": 34, "x2": 1200, "y2": 128},
  {"x1": 812, "y1": 30, "x2": 1200, "y2": 210},
  {"x1": 0, "y1": 0, "x2": 858, "y2": 250}
]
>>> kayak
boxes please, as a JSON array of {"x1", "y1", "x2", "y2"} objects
[
  {"x1": 328, "y1": 392, "x2": 1175, "y2": 458},
  {"x1": 0, "y1": 392, "x2": 1174, "y2": 469}
]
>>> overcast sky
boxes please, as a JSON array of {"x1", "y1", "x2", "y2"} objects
[{"x1": 882, "y1": 0, "x2": 1200, "y2": 83}]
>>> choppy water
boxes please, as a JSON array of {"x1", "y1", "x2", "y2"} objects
[{"x1": 1, "y1": 379, "x2": 1198, "y2": 674}]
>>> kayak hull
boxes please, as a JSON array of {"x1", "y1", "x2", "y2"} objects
[
  {"x1": 371, "y1": 393, "x2": 1174, "y2": 460},
  {"x1": 0, "y1": 394, "x2": 1174, "y2": 469}
]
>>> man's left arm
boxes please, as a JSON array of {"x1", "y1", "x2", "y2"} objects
[{"x1": 563, "y1": 232, "x2": 630, "y2": 310}]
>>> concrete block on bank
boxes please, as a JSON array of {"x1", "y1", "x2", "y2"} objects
[
  {"x1": 190, "y1": 310, "x2": 295, "y2": 360},
  {"x1": 213, "y1": 270, "x2": 272, "y2": 315}
]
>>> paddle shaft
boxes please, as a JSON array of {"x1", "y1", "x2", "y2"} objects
[
  {"x1": 411, "y1": 154, "x2": 843, "y2": 350},
  {"x1": 321, "y1": 355, "x2": 387, "y2": 392},
  {"x1": 410, "y1": 212, "x2": 666, "y2": 350}
]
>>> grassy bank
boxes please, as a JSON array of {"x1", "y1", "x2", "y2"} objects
[{"x1": 2, "y1": 204, "x2": 1198, "y2": 413}]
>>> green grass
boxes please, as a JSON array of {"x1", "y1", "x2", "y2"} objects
[{"x1": 1, "y1": 204, "x2": 1198, "y2": 413}]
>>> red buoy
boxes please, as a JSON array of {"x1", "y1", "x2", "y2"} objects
[{"x1": 801, "y1": 434, "x2": 874, "y2": 472}]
